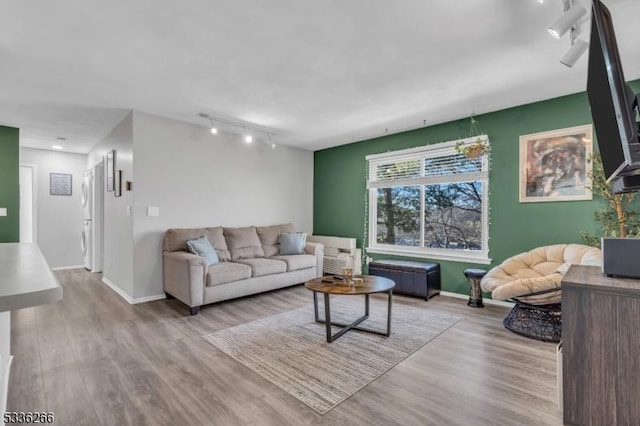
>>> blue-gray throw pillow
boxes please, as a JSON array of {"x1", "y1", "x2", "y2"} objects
[
  {"x1": 186, "y1": 235, "x2": 219, "y2": 266},
  {"x1": 279, "y1": 232, "x2": 306, "y2": 255}
]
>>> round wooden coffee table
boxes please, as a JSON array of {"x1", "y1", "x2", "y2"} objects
[{"x1": 304, "y1": 275, "x2": 395, "y2": 343}]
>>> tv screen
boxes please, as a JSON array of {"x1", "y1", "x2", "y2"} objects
[{"x1": 587, "y1": 0, "x2": 640, "y2": 188}]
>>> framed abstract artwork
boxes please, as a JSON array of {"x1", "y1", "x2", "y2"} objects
[{"x1": 519, "y1": 124, "x2": 593, "y2": 202}]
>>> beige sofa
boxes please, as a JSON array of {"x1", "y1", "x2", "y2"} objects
[{"x1": 163, "y1": 224, "x2": 323, "y2": 314}]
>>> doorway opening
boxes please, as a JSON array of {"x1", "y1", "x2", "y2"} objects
[{"x1": 19, "y1": 164, "x2": 37, "y2": 243}]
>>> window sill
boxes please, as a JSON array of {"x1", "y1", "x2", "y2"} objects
[{"x1": 366, "y1": 246, "x2": 491, "y2": 265}]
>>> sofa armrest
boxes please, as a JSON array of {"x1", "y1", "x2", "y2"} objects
[
  {"x1": 163, "y1": 251, "x2": 207, "y2": 308},
  {"x1": 305, "y1": 242, "x2": 324, "y2": 276}
]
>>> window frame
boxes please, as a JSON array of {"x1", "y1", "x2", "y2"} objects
[{"x1": 366, "y1": 137, "x2": 491, "y2": 264}]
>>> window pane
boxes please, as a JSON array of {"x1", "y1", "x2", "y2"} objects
[
  {"x1": 376, "y1": 186, "x2": 420, "y2": 246},
  {"x1": 424, "y1": 182, "x2": 482, "y2": 250}
]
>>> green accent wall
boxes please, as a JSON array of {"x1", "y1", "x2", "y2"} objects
[
  {"x1": 0, "y1": 126, "x2": 20, "y2": 243},
  {"x1": 314, "y1": 81, "x2": 640, "y2": 296}
]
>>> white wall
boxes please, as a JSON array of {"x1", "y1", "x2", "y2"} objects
[
  {"x1": 131, "y1": 111, "x2": 314, "y2": 299},
  {"x1": 88, "y1": 112, "x2": 134, "y2": 298},
  {"x1": 20, "y1": 148, "x2": 87, "y2": 268}
]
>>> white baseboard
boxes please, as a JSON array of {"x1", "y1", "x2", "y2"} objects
[
  {"x1": 51, "y1": 265, "x2": 85, "y2": 271},
  {"x1": 101, "y1": 277, "x2": 165, "y2": 305},
  {"x1": 132, "y1": 294, "x2": 166, "y2": 304},
  {"x1": 102, "y1": 277, "x2": 134, "y2": 303},
  {"x1": 440, "y1": 291, "x2": 515, "y2": 308}
]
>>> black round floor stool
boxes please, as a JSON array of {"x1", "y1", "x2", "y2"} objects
[{"x1": 464, "y1": 268, "x2": 487, "y2": 308}]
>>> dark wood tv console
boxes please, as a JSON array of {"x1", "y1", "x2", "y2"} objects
[{"x1": 562, "y1": 265, "x2": 640, "y2": 426}]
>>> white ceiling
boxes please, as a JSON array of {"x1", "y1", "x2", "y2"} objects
[{"x1": 1, "y1": 0, "x2": 639, "y2": 154}]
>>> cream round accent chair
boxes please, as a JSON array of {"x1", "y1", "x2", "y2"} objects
[{"x1": 481, "y1": 244, "x2": 601, "y2": 342}]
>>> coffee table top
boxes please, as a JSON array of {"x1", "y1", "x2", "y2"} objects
[{"x1": 305, "y1": 275, "x2": 395, "y2": 295}]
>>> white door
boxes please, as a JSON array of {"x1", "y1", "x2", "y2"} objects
[{"x1": 19, "y1": 165, "x2": 37, "y2": 243}]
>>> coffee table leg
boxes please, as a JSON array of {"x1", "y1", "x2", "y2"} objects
[
  {"x1": 365, "y1": 294, "x2": 369, "y2": 316},
  {"x1": 387, "y1": 289, "x2": 393, "y2": 336},
  {"x1": 313, "y1": 291, "x2": 319, "y2": 322},
  {"x1": 324, "y1": 293, "x2": 332, "y2": 343}
]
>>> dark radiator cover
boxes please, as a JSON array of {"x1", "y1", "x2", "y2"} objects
[{"x1": 368, "y1": 259, "x2": 440, "y2": 300}]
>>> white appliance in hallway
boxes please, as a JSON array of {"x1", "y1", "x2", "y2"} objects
[
  {"x1": 91, "y1": 162, "x2": 103, "y2": 273},
  {"x1": 82, "y1": 169, "x2": 93, "y2": 221},
  {"x1": 82, "y1": 220, "x2": 93, "y2": 270}
]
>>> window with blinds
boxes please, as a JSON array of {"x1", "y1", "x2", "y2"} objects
[{"x1": 365, "y1": 137, "x2": 490, "y2": 263}]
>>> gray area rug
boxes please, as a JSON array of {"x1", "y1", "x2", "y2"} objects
[{"x1": 203, "y1": 295, "x2": 459, "y2": 414}]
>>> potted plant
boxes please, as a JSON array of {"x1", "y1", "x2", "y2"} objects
[
  {"x1": 582, "y1": 153, "x2": 640, "y2": 247},
  {"x1": 455, "y1": 138, "x2": 489, "y2": 158}
]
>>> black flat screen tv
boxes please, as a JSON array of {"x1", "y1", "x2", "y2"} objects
[{"x1": 587, "y1": 0, "x2": 640, "y2": 193}]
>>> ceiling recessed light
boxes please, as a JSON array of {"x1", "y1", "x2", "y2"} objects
[{"x1": 52, "y1": 145, "x2": 63, "y2": 150}]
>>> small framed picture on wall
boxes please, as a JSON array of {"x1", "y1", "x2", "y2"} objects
[
  {"x1": 50, "y1": 173, "x2": 72, "y2": 196},
  {"x1": 106, "y1": 149, "x2": 115, "y2": 192}
]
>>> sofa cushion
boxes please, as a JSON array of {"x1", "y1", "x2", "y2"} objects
[
  {"x1": 164, "y1": 227, "x2": 231, "y2": 261},
  {"x1": 224, "y1": 227, "x2": 266, "y2": 261},
  {"x1": 279, "y1": 232, "x2": 307, "y2": 255},
  {"x1": 271, "y1": 254, "x2": 316, "y2": 272},
  {"x1": 236, "y1": 258, "x2": 287, "y2": 277},
  {"x1": 186, "y1": 235, "x2": 219, "y2": 266},
  {"x1": 256, "y1": 223, "x2": 295, "y2": 257},
  {"x1": 206, "y1": 262, "x2": 252, "y2": 287}
]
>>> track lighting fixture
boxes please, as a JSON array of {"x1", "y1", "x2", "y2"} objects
[
  {"x1": 244, "y1": 128, "x2": 253, "y2": 143},
  {"x1": 198, "y1": 112, "x2": 276, "y2": 147},
  {"x1": 548, "y1": 1, "x2": 586, "y2": 39},
  {"x1": 561, "y1": 37, "x2": 588, "y2": 67},
  {"x1": 547, "y1": 0, "x2": 588, "y2": 67}
]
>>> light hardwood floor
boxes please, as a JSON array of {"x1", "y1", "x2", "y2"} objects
[{"x1": 9, "y1": 269, "x2": 563, "y2": 425}]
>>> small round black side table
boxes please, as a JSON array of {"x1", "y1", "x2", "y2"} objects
[{"x1": 464, "y1": 268, "x2": 487, "y2": 308}]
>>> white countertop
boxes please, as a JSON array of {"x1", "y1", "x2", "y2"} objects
[{"x1": 0, "y1": 243, "x2": 63, "y2": 312}]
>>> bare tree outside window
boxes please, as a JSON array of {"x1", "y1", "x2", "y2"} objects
[{"x1": 424, "y1": 182, "x2": 482, "y2": 250}]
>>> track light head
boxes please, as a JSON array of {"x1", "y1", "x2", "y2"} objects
[
  {"x1": 548, "y1": 3, "x2": 587, "y2": 39},
  {"x1": 244, "y1": 128, "x2": 253, "y2": 143},
  {"x1": 560, "y1": 38, "x2": 588, "y2": 67},
  {"x1": 209, "y1": 119, "x2": 218, "y2": 134}
]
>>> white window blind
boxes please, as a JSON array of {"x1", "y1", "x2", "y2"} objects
[{"x1": 367, "y1": 137, "x2": 489, "y2": 188}]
